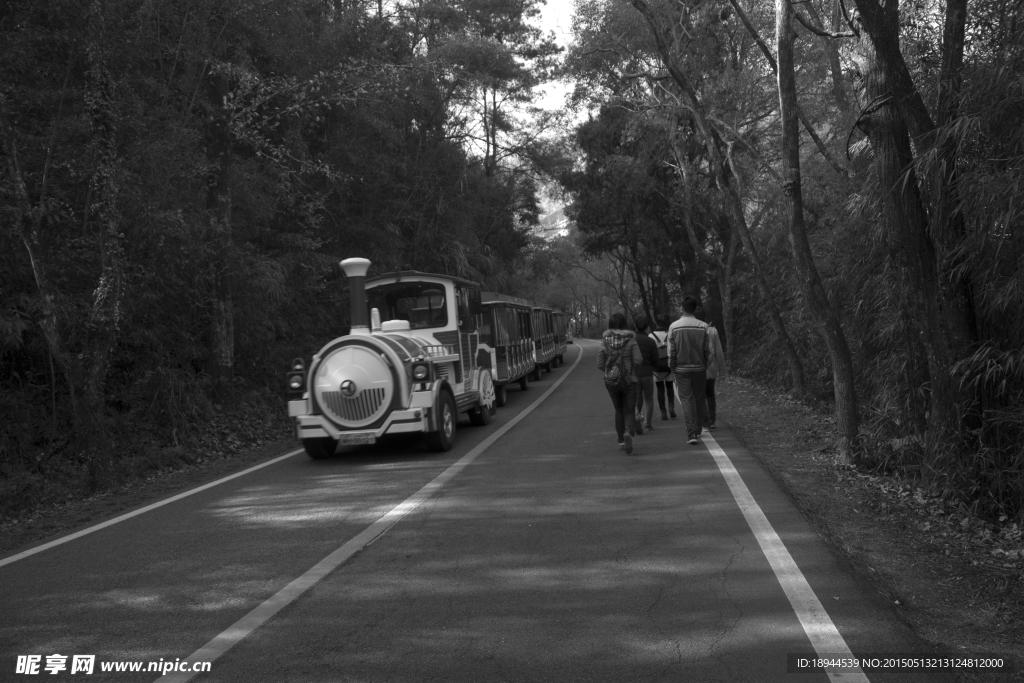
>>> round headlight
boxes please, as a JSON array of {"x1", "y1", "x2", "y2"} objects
[{"x1": 412, "y1": 364, "x2": 429, "y2": 381}]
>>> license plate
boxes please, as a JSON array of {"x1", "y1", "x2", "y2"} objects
[{"x1": 338, "y1": 434, "x2": 376, "y2": 446}]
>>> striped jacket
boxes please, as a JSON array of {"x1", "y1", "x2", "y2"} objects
[{"x1": 667, "y1": 314, "x2": 709, "y2": 373}]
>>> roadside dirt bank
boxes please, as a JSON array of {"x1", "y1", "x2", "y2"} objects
[{"x1": 717, "y1": 375, "x2": 1023, "y2": 683}]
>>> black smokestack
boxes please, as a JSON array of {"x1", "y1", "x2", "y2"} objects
[{"x1": 340, "y1": 258, "x2": 371, "y2": 333}]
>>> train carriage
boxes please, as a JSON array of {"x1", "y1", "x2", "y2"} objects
[
  {"x1": 286, "y1": 259, "x2": 496, "y2": 458},
  {"x1": 531, "y1": 306, "x2": 558, "y2": 373},
  {"x1": 552, "y1": 310, "x2": 568, "y2": 365},
  {"x1": 476, "y1": 293, "x2": 537, "y2": 407}
]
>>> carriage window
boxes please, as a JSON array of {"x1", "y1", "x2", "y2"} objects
[
  {"x1": 367, "y1": 283, "x2": 448, "y2": 330},
  {"x1": 478, "y1": 315, "x2": 491, "y2": 344}
]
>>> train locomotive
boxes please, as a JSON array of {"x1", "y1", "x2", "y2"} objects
[{"x1": 286, "y1": 258, "x2": 497, "y2": 458}]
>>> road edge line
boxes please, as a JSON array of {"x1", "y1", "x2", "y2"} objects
[
  {"x1": 160, "y1": 345, "x2": 585, "y2": 682},
  {"x1": 703, "y1": 432, "x2": 870, "y2": 683}
]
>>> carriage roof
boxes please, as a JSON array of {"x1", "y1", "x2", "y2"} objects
[
  {"x1": 481, "y1": 292, "x2": 532, "y2": 308},
  {"x1": 366, "y1": 270, "x2": 481, "y2": 289}
]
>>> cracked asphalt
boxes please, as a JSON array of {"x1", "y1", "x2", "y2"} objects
[{"x1": 1, "y1": 340, "x2": 955, "y2": 682}]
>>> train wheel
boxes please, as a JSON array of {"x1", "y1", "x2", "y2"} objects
[
  {"x1": 424, "y1": 391, "x2": 456, "y2": 451},
  {"x1": 543, "y1": 361, "x2": 552, "y2": 373},
  {"x1": 519, "y1": 374, "x2": 529, "y2": 391},
  {"x1": 495, "y1": 383, "x2": 508, "y2": 407},
  {"x1": 530, "y1": 365, "x2": 541, "y2": 382},
  {"x1": 302, "y1": 437, "x2": 337, "y2": 459},
  {"x1": 470, "y1": 372, "x2": 495, "y2": 425}
]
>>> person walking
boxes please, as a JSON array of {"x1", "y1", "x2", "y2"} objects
[
  {"x1": 667, "y1": 296, "x2": 709, "y2": 445},
  {"x1": 596, "y1": 312, "x2": 643, "y2": 454},
  {"x1": 632, "y1": 315, "x2": 658, "y2": 433},
  {"x1": 697, "y1": 306, "x2": 727, "y2": 430},
  {"x1": 650, "y1": 314, "x2": 676, "y2": 421}
]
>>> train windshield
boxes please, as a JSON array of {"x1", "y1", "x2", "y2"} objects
[{"x1": 367, "y1": 282, "x2": 448, "y2": 330}]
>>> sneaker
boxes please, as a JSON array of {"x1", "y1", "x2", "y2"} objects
[
  {"x1": 669, "y1": 408, "x2": 677, "y2": 418},
  {"x1": 636, "y1": 422, "x2": 644, "y2": 435},
  {"x1": 708, "y1": 421, "x2": 716, "y2": 430},
  {"x1": 645, "y1": 422, "x2": 653, "y2": 431},
  {"x1": 661, "y1": 409, "x2": 668, "y2": 421},
  {"x1": 618, "y1": 441, "x2": 625, "y2": 450},
  {"x1": 624, "y1": 433, "x2": 633, "y2": 454},
  {"x1": 687, "y1": 437, "x2": 698, "y2": 445}
]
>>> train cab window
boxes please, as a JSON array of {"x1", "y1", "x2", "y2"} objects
[
  {"x1": 367, "y1": 283, "x2": 448, "y2": 330},
  {"x1": 456, "y1": 286, "x2": 477, "y2": 332}
]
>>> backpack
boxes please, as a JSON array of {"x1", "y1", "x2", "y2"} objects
[
  {"x1": 653, "y1": 331, "x2": 670, "y2": 372},
  {"x1": 603, "y1": 341, "x2": 633, "y2": 391}
]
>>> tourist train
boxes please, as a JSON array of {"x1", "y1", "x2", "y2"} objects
[{"x1": 286, "y1": 259, "x2": 569, "y2": 458}]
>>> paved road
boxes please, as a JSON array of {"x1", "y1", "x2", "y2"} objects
[{"x1": 1, "y1": 340, "x2": 957, "y2": 682}]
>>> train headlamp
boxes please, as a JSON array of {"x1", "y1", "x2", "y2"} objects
[
  {"x1": 287, "y1": 358, "x2": 306, "y2": 394},
  {"x1": 412, "y1": 363, "x2": 430, "y2": 381}
]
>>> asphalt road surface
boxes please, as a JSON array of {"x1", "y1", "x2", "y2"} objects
[{"x1": 2, "y1": 340, "x2": 959, "y2": 683}]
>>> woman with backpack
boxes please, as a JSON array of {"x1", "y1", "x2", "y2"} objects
[
  {"x1": 596, "y1": 312, "x2": 643, "y2": 454},
  {"x1": 650, "y1": 314, "x2": 677, "y2": 421}
]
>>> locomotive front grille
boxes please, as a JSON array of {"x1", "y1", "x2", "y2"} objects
[{"x1": 322, "y1": 388, "x2": 386, "y2": 422}]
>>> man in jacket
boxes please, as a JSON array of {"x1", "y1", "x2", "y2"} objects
[
  {"x1": 667, "y1": 296, "x2": 709, "y2": 444},
  {"x1": 697, "y1": 305, "x2": 727, "y2": 429}
]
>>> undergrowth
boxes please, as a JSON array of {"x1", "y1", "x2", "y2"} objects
[{"x1": 0, "y1": 379, "x2": 292, "y2": 521}]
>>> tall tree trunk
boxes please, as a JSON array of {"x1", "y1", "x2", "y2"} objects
[
  {"x1": 854, "y1": 0, "x2": 976, "y2": 353},
  {"x1": 933, "y1": 0, "x2": 978, "y2": 348},
  {"x1": 851, "y1": 4, "x2": 959, "y2": 444},
  {"x1": 206, "y1": 65, "x2": 235, "y2": 402},
  {"x1": 777, "y1": 0, "x2": 859, "y2": 461}
]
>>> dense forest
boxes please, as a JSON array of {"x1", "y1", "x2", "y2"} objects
[{"x1": 2, "y1": 0, "x2": 1022, "y2": 523}]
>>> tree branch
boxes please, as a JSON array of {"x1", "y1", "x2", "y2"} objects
[
  {"x1": 725, "y1": 0, "x2": 848, "y2": 175},
  {"x1": 793, "y1": 8, "x2": 856, "y2": 37}
]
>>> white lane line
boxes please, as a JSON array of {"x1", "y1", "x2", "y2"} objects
[
  {"x1": 0, "y1": 450, "x2": 305, "y2": 569},
  {"x1": 160, "y1": 346, "x2": 584, "y2": 683},
  {"x1": 703, "y1": 432, "x2": 870, "y2": 683}
]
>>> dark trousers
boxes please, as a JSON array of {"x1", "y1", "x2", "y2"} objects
[
  {"x1": 607, "y1": 385, "x2": 637, "y2": 442},
  {"x1": 674, "y1": 370, "x2": 707, "y2": 438},
  {"x1": 655, "y1": 374, "x2": 674, "y2": 411},
  {"x1": 705, "y1": 378, "x2": 717, "y2": 425},
  {"x1": 634, "y1": 376, "x2": 654, "y2": 425}
]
